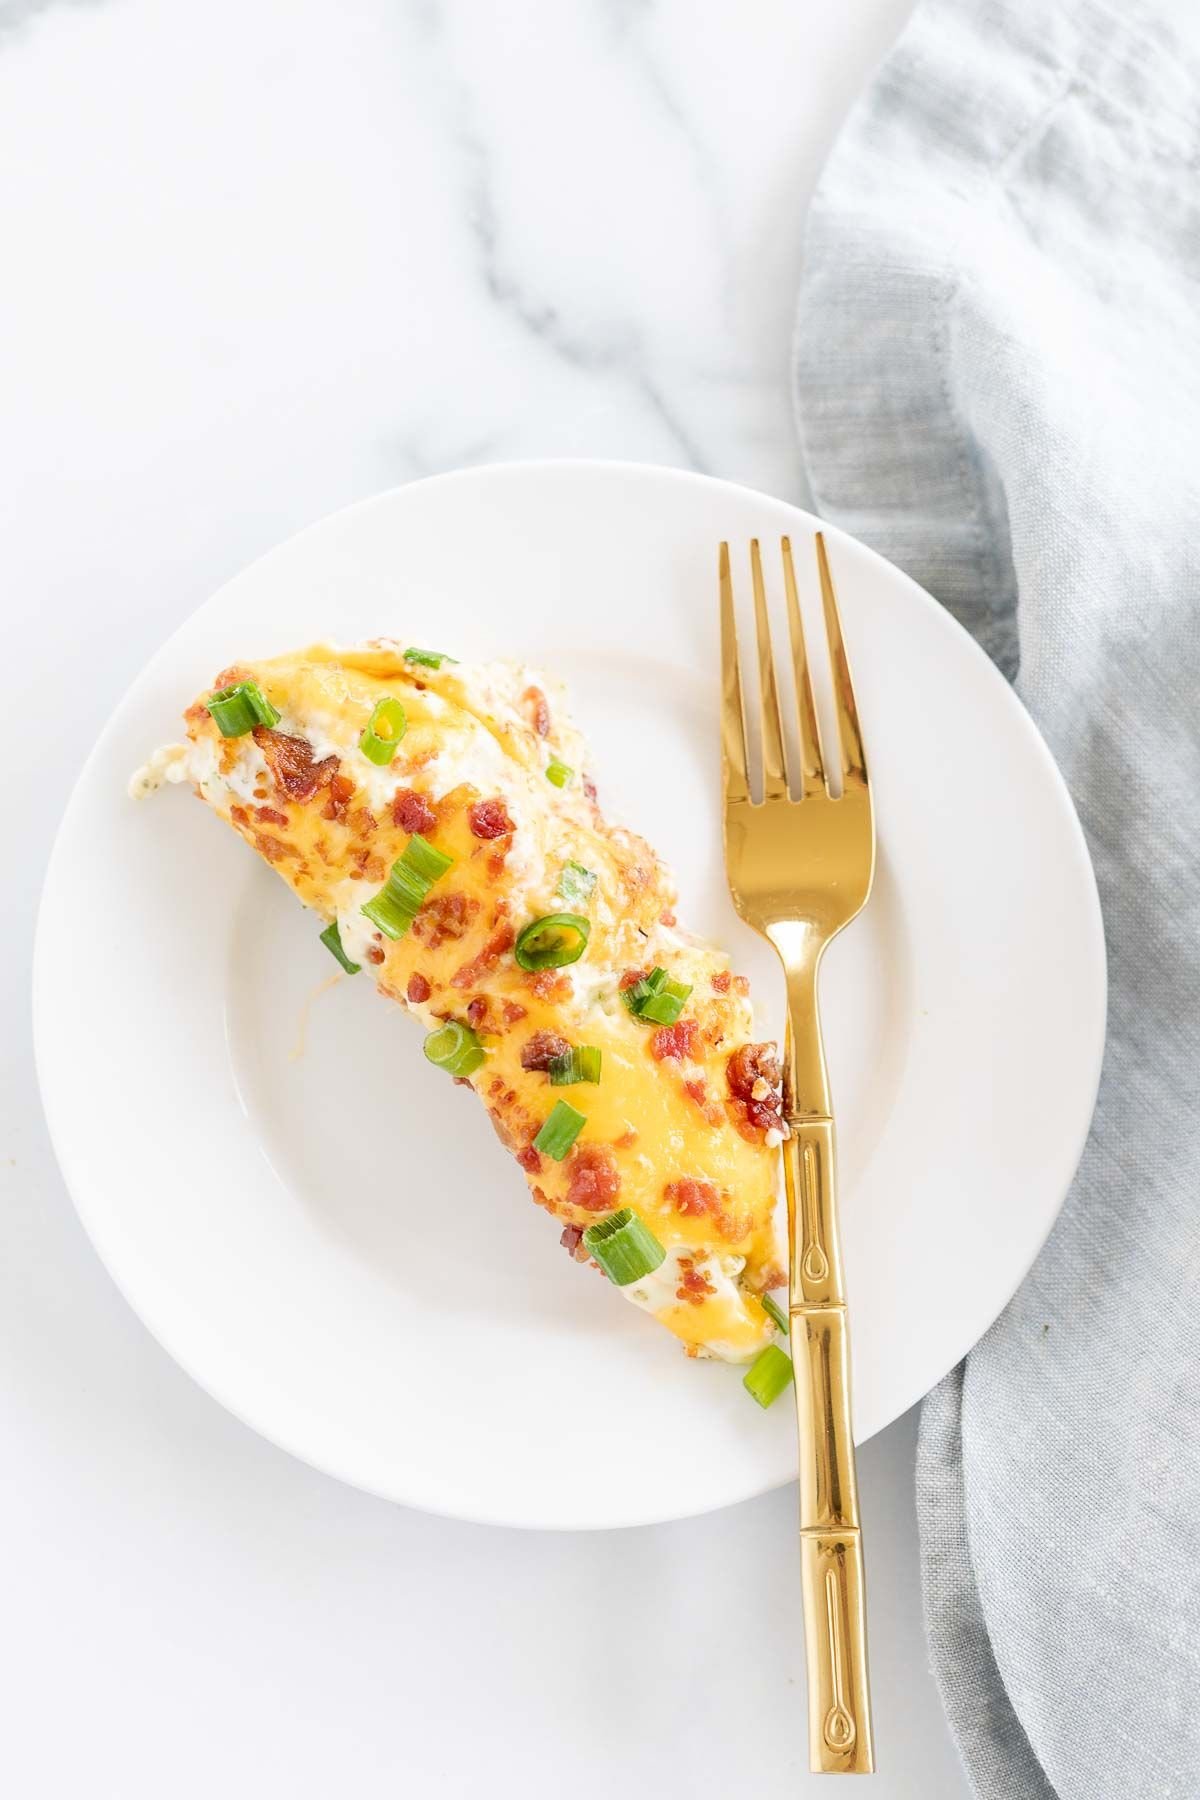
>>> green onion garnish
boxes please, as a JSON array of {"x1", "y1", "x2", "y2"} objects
[
  {"x1": 743, "y1": 1343, "x2": 794, "y2": 1409},
  {"x1": 761, "y1": 1291, "x2": 789, "y2": 1335},
  {"x1": 583, "y1": 1207, "x2": 666, "y2": 1286},
  {"x1": 319, "y1": 920, "x2": 360, "y2": 975},
  {"x1": 622, "y1": 966, "x2": 693, "y2": 1025},
  {"x1": 359, "y1": 695, "x2": 407, "y2": 766},
  {"x1": 533, "y1": 1100, "x2": 586, "y2": 1161},
  {"x1": 205, "y1": 679, "x2": 280, "y2": 737},
  {"x1": 361, "y1": 833, "x2": 454, "y2": 940},
  {"x1": 423, "y1": 1019, "x2": 485, "y2": 1078},
  {"x1": 514, "y1": 912, "x2": 590, "y2": 972},
  {"x1": 557, "y1": 861, "x2": 597, "y2": 907},
  {"x1": 548, "y1": 1046, "x2": 602, "y2": 1086},
  {"x1": 403, "y1": 648, "x2": 456, "y2": 670},
  {"x1": 546, "y1": 757, "x2": 573, "y2": 788}
]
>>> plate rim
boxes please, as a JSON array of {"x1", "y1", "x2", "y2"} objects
[{"x1": 33, "y1": 458, "x2": 1108, "y2": 1529}]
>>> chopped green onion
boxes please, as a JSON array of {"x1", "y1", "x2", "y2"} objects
[
  {"x1": 423, "y1": 1019, "x2": 485, "y2": 1078},
  {"x1": 361, "y1": 833, "x2": 454, "y2": 939},
  {"x1": 514, "y1": 912, "x2": 590, "y2": 972},
  {"x1": 743, "y1": 1343, "x2": 794, "y2": 1410},
  {"x1": 622, "y1": 966, "x2": 693, "y2": 1025},
  {"x1": 557, "y1": 861, "x2": 597, "y2": 908},
  {"x1": 359, "y1": 695, "x2": 407, "y2": 766},
  {"x1": 583, "y1": 1207, "x2": 665, "y2": 1286},
  {"x1": 205, "y1": 679, "x2": 280, "y2": 737},
  {"x1": 319, "y1": 920, "x2": 360, "y2": 975},
  {"x1": 761, "y1": 1291, "x2": 789, "y2": 1335},
  {"x1": 546, "y1": 757, "x2": 573, "y2": 788},
  {"x1": 403, "y1": 648, "x2": 456, "y2": 670},
  {"x1": 548, "y1": 1046, "x2": 602, "y2": 1086},
  {"x1": 533, "y1": 1100, "x2": 586, "y2": 1161}
]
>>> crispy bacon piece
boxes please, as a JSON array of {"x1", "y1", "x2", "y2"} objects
[
  {"x1": 230, "y1": 804, "x2": 249, "y2": 827},
  {"x1": 520, "y1": 1030, "x2": 571, "y2": 1072},
  {"x1": 253, "y1": 833, "x2": 296, "y2": 863},
  {"x1": 619, "y1": 968, "x2": 648, "y2": 992},
  {"x1": 253, "y1": 726, "x2": 338, "y2": 802},
  {"x1": 452, "y1": 923, "x2": 515, "y2": 990},
  {"x1": 667, "y1": 1177, "x2": 720, "y2": 1218},
  {"x1": 522, "y1": 685, "x2": 551, "y2": 738},
  {"x1": 525, "y1": 968, "x2": 571, "y2": 1003},
  {"x1": 563, "y1": 1143, "x2": 621, "y2": 1213},
  {"x1": 469, "y1": 798, "x2": 513, "y2": 840},
  {"x1": 517, "y1": 1145, "x2": 542, "y2": 1175},
  {"x1": 659, "y1": 909, "x2": 677, "y2": 927},
  {"x1": 727, "y1": 1042, "x2": 784, "y2": 1137},
  {"x1": 502, "y1": 1000, "x2": 528, "y2": 1025},
  {"x1": 559, "y1": 1223, "x2": 586, "y2": 1258},
  {"x1": 406, "y1": 972, "x2": 431, "y2": 1004},
  {"x1": 466, "y1": 997, "x2": 488, "y2": 1029},
  {"x1": 411, "y1": 891, "x2": 479, "y2": 950},
  {"x1": 711, "y1": 970, "x2": 732, "y2": 994},
  {"x1": 322, "y1": 771, "x2": 355, "y2": 822},
  {"x1": 583, "y1": 777, "x2": 598, "y2": 803},
  {"x1": 366, "y1": 945, "x2": 385, "y2": 966},
  {"x1": 255, "y1": 805, "x2": 288, "y2": 827},
  {"x1": 676, "y1": 1259, "x2": 716, "y2": 1306},
  {"x1": 392, "y1": 788, "x2": 437, "y2": 834},
  {"x1": 650, "y1": 1020, "x2": 699, "y2": 1063}
]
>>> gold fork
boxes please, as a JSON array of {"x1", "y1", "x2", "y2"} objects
[{"x1": 720, "y1": 533, "x2": 876, "y2": 1775}]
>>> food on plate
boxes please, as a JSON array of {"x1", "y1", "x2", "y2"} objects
[{"x1": 132, "y1": 643, "x2": 786, "y2": 1365}]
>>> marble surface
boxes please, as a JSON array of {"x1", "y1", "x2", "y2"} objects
[{"x1": 1, "y1": 1, "x2": 973, "y2": 1795}]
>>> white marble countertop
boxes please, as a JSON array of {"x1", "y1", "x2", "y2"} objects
[{"x1": 1, "y1": 1, "x2": 972, "y2": 1794}]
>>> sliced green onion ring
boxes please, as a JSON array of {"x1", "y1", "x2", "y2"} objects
[
  {"x1": 361, "y1": 833, "x2": 454, "y2": 940},
  {"x1": 205, "y1": 679, "x2": 280, "y2": 737},
  {"x1": 514, "y1": 912, "x2": 590, "y2": 972},
  {"x1": 403, "y1": 648, "x2": 456, "y2": 669},
  {"x1": 622, "y1": 966, "x2": 693, "y2": 1025},
  {"x1": 423, "y1": 1019, "x2": 485, "y2": 1078},
  {"x1": 319, "y1": 920, "x2": 360, "y2": 975},
  {"x1": 533, "y1": 1100, "x2": 586, "y2": 1161},
  {"x1": 760, "y1": 1291, "x2": 789, "y2": 1335},
  {"x1": 557, "y1": 861, "x2": 597, "y2": 908},
  {"x1": 359, "y1": 695, "x2": 407, "y2": 766},
  {"x1": 583, "y1": 1208, "x2": 665, "y2": 1287},
  {"x1": 548, "y1": 1046, "x2": 602, "y2": 1086},
  {"x1": 545, "y1": 757, "x2": 573, "y2": 789},
  {"x1": 743, "y1": 1343, "x2": 794, "y2": 1409}
]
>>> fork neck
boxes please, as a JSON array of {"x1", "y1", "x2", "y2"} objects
[{"x1": 767, "y1": 921, "x2": 831, "y2": 1121}]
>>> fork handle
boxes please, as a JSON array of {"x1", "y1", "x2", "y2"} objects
[{"x1": 782, "y1": 993, "x2": 875, "y2": 1773}]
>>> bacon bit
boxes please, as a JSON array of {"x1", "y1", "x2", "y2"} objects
[
  {"x1": 412, "y1": 891, "x2": 479, "y2": 950},
  {"x1": 559, "y1": 1223, "x2": 586, "y2": 1259},
  {"x1": 348, "y1": 870, "x2": 363, "y2": 881},
  {"x1": 583, "y1": 777, "x2": 598, "y2": 803},
  {"x1": 253, "y1": 726, "x2": 338, "y2": 802},
  {"x1": 711, "y1": 971, "x2": 732, "y2": 994},
  {"x1": 348, "y1": 806, "x2": 378, "y2": 837},
  {"x1": 322, "y1": 771, "x2": 356, "y2": 822},
  {"x1": 366, "y1": 945, "x2": 385, "y2": 966},
  {"x1": 667, "y1": 1178, "x2": 719, "y2": 1218},
  {"x1": 522, "y1": 685, "x2": 551, "y2": 737},
  {"x1": 254, "y1": 804, "x2": 288, "y2": 827},
  {"x1": 520, "y1": 1030, "x2": 570, "y2": 1072},
  {"x1": 755, "y1": 1264, "x2": 788, "y2": 1294},
  {"x1": 363, "y1": 853, "x2": 386, "y2": 882},
  {"x1": 727, "y1": 1041, "x2": 784, "y2": 1139},
  {"x1": 466, "y1": 997, "x2": 488, "y2": 1029},
  {"x1": 676, "y1": 1260, "x2": 716, "y2": 1306},
  {"x1": 253, "y1": 833, "x2": 296, "y2": 863},
  {"x1": 650, "y1": 1020, "x2": 699, "y2": 1062},
  {"x1": 452, "y1": 1075, "x2": 472, "y2": 1087},
  {"x1": 619, "y1": 968, "x2": 649, "y2": 992},
  {"x1": 732, "y1": 975, "x2": 751, "y2": 997},
  {"x1": 526, "y1": 967, "x2": 572, "y2": 1003},
  {"x1": 563, "y1": 1144, "x2": 621, "y2": 1213},
  {"x1": 681, "y1": 1077, "x2": 722, "y2": 1125},
  {"x1": 502, "y1": 1000, "x2": 528, "y2": 1025},
  {"x1": 392, "y1": 788, "x2": 436, "y2": 834},
  {"x1": 406, "y1": 972, "x2": 432, "y2": 1004},
  {"x1": 452, "y1": 923, "x2": 515, "y2": 990},
  {"x1": 469, "y1": 797, "x2": 513, "y2": 840},
  {"x1": 659, "y1": 909, "x2": 677, "y2": 927},
  {"x1": 486, "y1": 851, "x2": 508, "y2": 880},
  {"x1": 517, "y1": 1144, "x2": 542, "y2": 1175},
  {"x1": 531, "y1": 1185, "x2": 556, "y2": 1214},
  {"x1": 230, "y1": 804, "x2": 250, "y2": 827}
]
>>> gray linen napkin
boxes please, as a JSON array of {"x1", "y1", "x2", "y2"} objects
[{"x1": 793, "y1": 1, "x2": 1200, "y2": 1794}]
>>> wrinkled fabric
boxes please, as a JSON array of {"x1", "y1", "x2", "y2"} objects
[{"x1": 794, "y1": 2, "x2": 1200, "y2": 1795}]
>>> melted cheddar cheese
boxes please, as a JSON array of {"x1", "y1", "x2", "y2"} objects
[{"x1": 134, "y1": 643, "x2": 786, "y2": 1362}]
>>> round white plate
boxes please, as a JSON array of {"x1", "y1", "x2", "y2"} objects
[{"x1": 35, "y1": 462, "x2": 1105, "y2": 1530}]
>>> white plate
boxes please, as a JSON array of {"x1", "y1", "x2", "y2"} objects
[{"x1": 34, "y1": 462, "x2": 1105, "y2": 1530}]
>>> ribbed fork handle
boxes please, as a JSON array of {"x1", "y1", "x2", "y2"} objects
[{"x1": 781, "y1": 957, "x2": 875, "y2": 1775}]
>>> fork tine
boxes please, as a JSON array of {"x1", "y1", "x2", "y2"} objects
[
  {"x1": 782, "y1": 537, "x2": 826, "y2": 797},
  {"x1": 815, "y1": 533, "x2": 867, "y2": 786},
  {"x1": 719, "y1": 542, "x2": 750, "y2": 805},
  {"x1": 750, "y1": 540, "x2": 788, "y2": 800}
]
